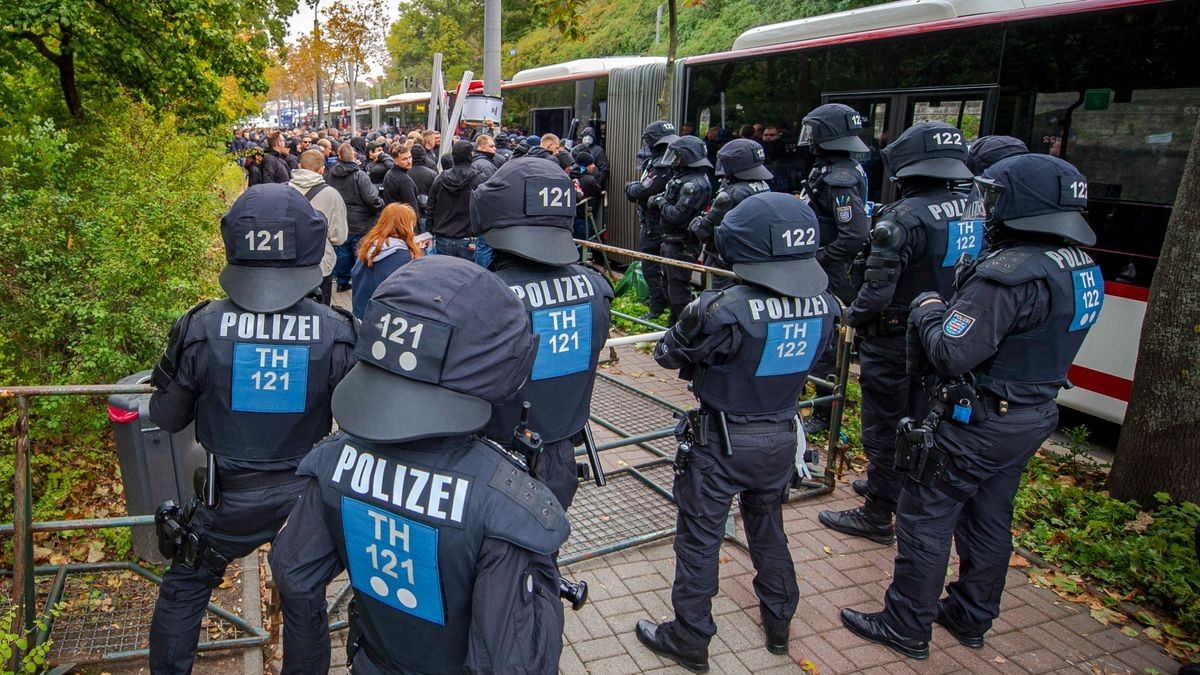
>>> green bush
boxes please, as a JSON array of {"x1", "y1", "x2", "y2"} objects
[
  {"x1": 0, "y1": 101, "x2": 238, "y2": 525},
  {"x1": 1014, "y1": 452, "x2": 1200, "y2": 636}
]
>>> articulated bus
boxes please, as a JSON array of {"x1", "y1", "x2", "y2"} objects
[
  {"x1": 591, "y1": 0, "x2": 1196, "y2": 424},
  {"x1": 503, "y1": 57, "x2": 666, "y2": 138}
]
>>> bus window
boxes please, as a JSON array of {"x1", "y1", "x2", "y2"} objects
[
  {"x1": 907, "y1": 98, "x2": 985, "y2": 140},
  {"x1": 531, "y1": 106, "x2": 572, "y2": 138},
  {"x1": 825, "y1": 97, "x2": 891, "y2": 204}
]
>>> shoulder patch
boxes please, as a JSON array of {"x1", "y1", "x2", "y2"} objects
[
  {"x1": 485, "y1": 459, "x2": 570, "y2": 555},
  {"x1": 823, "y1": 166, "x2": 859, "y2": 188},
  {"x1": 973, "y1": 247, "x2": 1042, "y2": 285},
  {"x1": 943, "y1": 310, "x2": 976, "y2": 338}
]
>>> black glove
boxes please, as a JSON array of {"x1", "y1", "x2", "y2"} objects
[
  {"x1": 909, "y1": 291, "x2": 944, "y2": 314},
  {"x1": 624, "y1": 180, "x2": 640, "y2": 201},
  {"x1": 648, "y1": 194, "x2": 665, "y2": 211}
]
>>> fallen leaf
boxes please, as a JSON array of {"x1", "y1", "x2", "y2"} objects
[
  {"x1": 1120, "y1": 626, "x2": 1139, "y2": 638},
  {"x1": 33, "y1": 545, "x2": 53, "y2": 560},
  {"x1": 822, "y1": 546, "x2": 834, "y2": 555},
  {"x1": 86, "y1": 547, "x2": 104, "y2": 563},
  {"x1": 993, "y1": 656, "x2": 1007, "y2": 663},
  {"x1": 1124, "y1": 511, "x2": 1154, "y2": 534},
  {"x1": 1144, "y1": 627, "x2": 1163, "y2": 640},
  {"x1": 1009, "y1": 554, "x2": 1031, "y2": 568},
  {"x1": 799, "y1": 658, "x2": 819, "y2": 674}
]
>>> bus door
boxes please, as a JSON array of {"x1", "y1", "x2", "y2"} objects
[
  {"x1": 826, "y1": 86, "x2": 996, "y2": 204},
  {"x1": 530, "y1": 107, "x2": 572, "y2": 139}
]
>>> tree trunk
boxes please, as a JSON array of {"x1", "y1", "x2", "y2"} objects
[
  {"x1": 313, "y1": 3, "x2": 324, "y2": 128},
  {"x1": 1107, "y1": 114, "x2": 1200, "y2": 506},
  {"x1": 656, "y1": 0, "x2": 677, "y2": 119},
  {"x1": 348, "y1": 60, "x2": 358, "y2": 135}
]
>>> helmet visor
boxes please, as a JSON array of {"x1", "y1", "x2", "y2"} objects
[
  {"x1": 660, "y1": 147, "x2": 678, "y2": 168},
  {"x1": 798, "y1": 123, "x2": 815, "y2": 147},
  {"x1": 969, "y1": 176, "x2": 1006, "y2": 223}
]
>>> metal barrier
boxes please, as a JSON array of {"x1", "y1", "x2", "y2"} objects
[{"x1": 1, "y1": 252, "x2": 854, "y2": 667}]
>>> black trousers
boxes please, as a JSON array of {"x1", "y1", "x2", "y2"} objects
[
  {"x1": 661, "y1": 238, "x2": 695, "y2": 325},
  {"x1": 149, "y1": 475, "x2": 330, "y2": 675},
  {"x1": 538, "y1": 436, "x2": 581, "y2": 511},
  {"x1": 882, "y1": 401, "x2": 1058, "y2": 641},
  {"x1": 638, "y1": 215, "x2": 666, "y2": 314},
  {"x1": 670, "y1": 426, "x2": 798, "y2": 644},
  {"x1": 858, "y1": 335, "x2": 928, "y2": 513}
]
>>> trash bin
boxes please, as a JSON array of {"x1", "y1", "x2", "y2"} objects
[{"x1": 107, "y1": 370, "x2": 207, "y2": 564}]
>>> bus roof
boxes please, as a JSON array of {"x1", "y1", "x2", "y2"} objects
[
  {"x1": 509, "y1": 57, "x2": 667, "y2": 85},
  {"x1": 386, "y1": 91, "x2": 433, "y2": 104},
  {"x1": 731, "y1": 0, "x2": 1086, "y2": 50},
  {"x1": 356, "y1": 98, "x2": 390, "y2": 110}
]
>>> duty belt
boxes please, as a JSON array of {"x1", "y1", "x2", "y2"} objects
[{"x1": 217, "y1": 469, "x2": 307, "y2": 492}]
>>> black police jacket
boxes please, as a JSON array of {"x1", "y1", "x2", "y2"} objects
[
  {"x1": 847, "y1": 189, "x2": 969, "y2": 332},
  {"x1": 910, "y1": 242, "x2": 1103, "y2": 405},
  {"x1": 150, "y1": 297, "x2": 357, "y2": 463},
  {"x1": 655, "y1": 283, "x2": 838, "y2": 422},
  {"x1": 659, "y1": 169, "x2": 712, "y2": 237},
  {"x1": 482, "y1": 261, "x2": 614, "y2": 443},
  {"x1": 269, "y1": 432, "x2": 570, "y2": 675},
  {"x1": 693, "y1": 178, "x2": 770, "y2": 245},
  {"x1": 805, "y1": 156, "x2": 870, "y2": 273}
]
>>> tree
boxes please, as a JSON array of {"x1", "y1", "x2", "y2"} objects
[
  {"x1": 0, "y1": 0, "x2": 293, "y2": 128},
  {"x1": 322, "y1": 0, "x2": 385, "y2": 133},
  {"x1": 1107, "y1": 114, "x2": 1200, "y2": 506},
  {"x1": 656, "y1": 0, "x2": 678, "y2": 118}
]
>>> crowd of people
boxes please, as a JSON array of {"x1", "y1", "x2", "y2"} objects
[
  {"x1": 227, "y1": 124, "x2": 609, "y2": 315},
  {"x1": 139, "y1": 110, "x2": 1104, "y2": 673}
]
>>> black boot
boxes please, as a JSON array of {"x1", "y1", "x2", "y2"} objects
[
  {"x1": 818, "y1": 500, "x2": 894, "y2": 544},
  {"x1": 760, "y1": 606, "x2": 791, "y2": 655},
  {"x1": 802, "y1": 412, "x2": 830, "y2": 434},
  {"x1": 634, "y1": 619, "x2": 709, "y2": 673},
  {"x1": 852, "y1": 479, "x2": 868, "y2": 497},
  {"x1": 840, "y1": 609, "x2": 929, "y2": 660},
  {"x1": 935, "y1": 599, "x2": 985, "y2": 648}
]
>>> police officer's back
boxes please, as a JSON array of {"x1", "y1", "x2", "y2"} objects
[
  {"x1": 624, "y1": 120, "x2": 680, "y2": 319},
  {"x1": 819, "y1": 121, "x2": 973, "y2": 545},
  {"x1": 841, "y1": 154, "x2": 1103, "y2": 660},
  {"x1": 269, "y1": 256, "x2": 570, "y2": 674},
  {"x1": 471, "y1": 157, "x2": 614, "y2": 510},
  {"x1": 147, "y1": 183, "x2": 357, "y2": 675},
  {"x1": 648, "y1": 135, "x2": 714, "y2": 324},
  {"x1": 634, "y1": 193, "x2": 838, "y2": 672},
  {"x1": 688, "y1": 138, "x2": 771, "y2": 274},
  {"x1": 798, "y1": 104, "x2": 872, "y2": 433}
]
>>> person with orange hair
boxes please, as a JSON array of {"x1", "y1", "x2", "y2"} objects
[{"x1": 351, "y1": 203, "x2": 424, "y2": 320}]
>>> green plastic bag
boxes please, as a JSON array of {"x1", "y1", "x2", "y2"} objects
[{"x1": 614, "y1": 261, "x2": 649, "y2": 302}]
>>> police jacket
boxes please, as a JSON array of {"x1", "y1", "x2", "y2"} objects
[
  {"x1": 624, "y1": 153, "x2": 671, "y2": 226},
  {"x1": 658, "y1": 169, "x2": 712, "y2": 237},
  {"x1": 846, "y1": 187, "x2": 969, "y2": 333},
  {"x1": 692, "y1": 178, "x2": 770, "y2": 246},
  {"x1": 149, "y1": 297, "x2": 357, "y2": 467},
  {"x1": 654, "y1": 282, "x2": 838, "y2": 423},
  {"x1": 327, "y1": 160, "x2": 385, "y2": 236},
  {"x1": 482, "y1": 260, "x2": 613, "y2": 443},
  {"x1": 910, "y1": 241, "x2": 1103, "y2": 405},
  {"x1": 806, "y1": 156, "x2": 870, "y2": 273},
  {"x1": 269, "y1": 432, "x2": 570, "y2": 674}
]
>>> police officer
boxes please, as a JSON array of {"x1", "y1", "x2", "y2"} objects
[
  {"x1": 471, "y1": 158, "x2": 614, "y2": 510},
  {"x1": 147, "y1": 183, "x2": 358, "y2": 675},
  {"x1": 625, "y1": 120, "x2": 680, "y2": 320},
  {"x1": 797, "y1": 104, "x2": 872, "y2": 434},
  {"x1": 635, "y1": 193, "x2": 839, "y2": 672},
  {"x1": 818, "y1": 121, "x2": 973, "y2": 544},
  {"x1": 688, "y1": 138, "x2": 771, "y2": 276},
  {"x1": 841, "y1": 154, "x2": 1102, "y2": 659},
  {"x1": 269, "y1": 256, "x2": 570, "y2": 674},
  {"x1": 649, "y1": 135, "x2": 713, "y2": 324},
  {"x1": 966, "y1": 135, "x2": 1029, "y2": 175}
]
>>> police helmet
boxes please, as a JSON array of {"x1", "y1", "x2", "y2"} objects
[
  {"x1": 471, "y1": 157, "x2": 580, "y2": 265},
  {"x1": 218, "y1": 184, "x2": 326, "y2": 313},
  {"x1": 642, "y1": 120, "x2": 680, "y2": 149},
  {"x1": 882, "y1": 121, "x2": 973, "y2": 180},
  {"x1": 715, "y1": 139, "x2": 772, "y2": 180},
  {"x1": 966, "y1": 135, "x2": 1029, "y2": 175},
  {"x1": 800, "y1": 103, "x2": 870, "y2": 153},
  {"x1": 663, "y1": 136, "x2": 712, "y2": 169},
  {"x1": 716, "y1": 192, "x2": 827, "y2": 298},
  {"x1": 332, "y1": 256, "x2": 537, "y2": 443},
  {"x1": 974, "y1": 154, "x2": 1095, "y2": 246}
]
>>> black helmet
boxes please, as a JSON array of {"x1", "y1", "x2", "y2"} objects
[
  {"x1": 664, "y1": 136, "x2": 712, "y2": 169},
  {"x1": 973, "y1": 154, "x2": 1095, "y2": 246},
  {"x1": 716, "y1": 193, "x2": 827, "y2": 298},
  {"x1": 642, "y1": 120, "x2": 680, "y2": 149},
  {"x1": 715, "y1": 139, "x2": 772, "y2": 180},
  {"x1": 470, "y1": 158, "x2": 580, "y2": 265},
  {"x1": 882, "y1": 121, "x2": 973, "y2": 180},
  {"x1": 800, "y1": 103, "x2": 869, "y2": 153},
  {"x1": 966, "y1": 135, "x2": 1029, "y2": 175}
]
